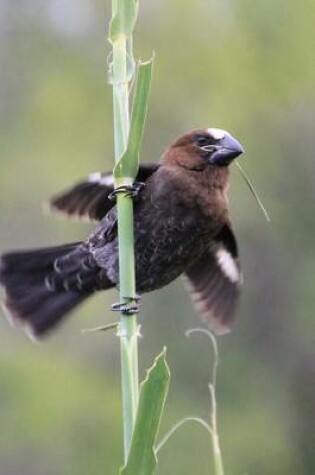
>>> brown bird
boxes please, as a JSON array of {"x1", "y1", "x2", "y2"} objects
[{"x1": 0, "y1": 128, "x2": 244, "y2": 339}]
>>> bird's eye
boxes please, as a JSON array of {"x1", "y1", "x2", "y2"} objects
[{"x1": 196, "y1": 135, "x2": 211, "y2": 147}]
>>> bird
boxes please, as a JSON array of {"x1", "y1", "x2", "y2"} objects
[{"x1": 0, "y1": 127, "x2": 244, "y2": 339}]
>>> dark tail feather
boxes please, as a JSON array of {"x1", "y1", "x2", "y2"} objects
[{"x1": 0, "y1": 243, "x2": 103, "y2": 339}]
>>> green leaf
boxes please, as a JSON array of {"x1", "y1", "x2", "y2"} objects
[
  {"x1": 109, "y1": 0, "x2": 139, "y2": 43},
  {"x1": 114, "y1": 57, "x2": 154, "y2": 182},
  {"x1": 120, "y1": 348, "x2": 170, "y2": 475}
]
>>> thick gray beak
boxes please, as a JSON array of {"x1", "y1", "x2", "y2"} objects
[{"x1": 207, "y1": 133, "x2": 245, "y2": 166}]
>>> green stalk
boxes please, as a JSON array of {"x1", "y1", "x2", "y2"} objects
[
  {"x1": 109, "y1": 0, "x2": 153, "y2": 463},
  {"x1": 110, "y1": 7, "x2": 139, "y2": 462}
]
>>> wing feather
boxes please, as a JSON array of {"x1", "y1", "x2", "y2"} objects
[
  {"x1": 47, "y1": 164, "x2": 159, "y2": 222},
  {"x1": 184, "y1": 224, "x2": 242, "y2": 335}
]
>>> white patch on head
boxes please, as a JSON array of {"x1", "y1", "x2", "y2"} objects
[
  {"x1": 88, "y1": 172, "x2": 114, "y2": 187},
  {"x1": 207, "y1": 128, "x2": 227, "y2": 141},
  {"x1": 216, "y1": 248, "x2": 239, "y2": 283}
]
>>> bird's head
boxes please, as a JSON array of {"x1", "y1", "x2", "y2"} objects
[{"x1": 164, "y1": 128, "x2": 244, "y2": 171}]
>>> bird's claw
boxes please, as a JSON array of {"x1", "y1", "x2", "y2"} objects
[
  {"x1": 111, "y1": 296, "x2": 141, "y2": 315},
  {"x1": 108, "y1": 182, "x2": 145, "y2": 201},
  {"x1": 125, "y1": 181, "x2": 146, "y2": 198}
]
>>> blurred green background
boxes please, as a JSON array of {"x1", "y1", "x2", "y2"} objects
[{"x1": 1, "y1": 0, "x2": 314, "y2": 473}]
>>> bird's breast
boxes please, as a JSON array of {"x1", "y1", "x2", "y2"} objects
[
  {"x1": 132, "y1": 177, "x2": 224, "y2": 292},
  {"x1": 92, "y1": 166, "x2": 230, "y2": 294}
]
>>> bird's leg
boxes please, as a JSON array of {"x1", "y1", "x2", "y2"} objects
[
  {"x1": 108, "y1": 182, "x2": 146, "y2": 201},
  {"x1": 111, "y1": 295, "x2": 141, "y2": 315}
]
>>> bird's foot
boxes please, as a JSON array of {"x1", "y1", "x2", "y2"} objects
[
  {"x1": 125, "y1": 182, "x2": 146, "y2": 199},
  {"x1": 108, "y1": 182, "x2": 145, "y2": 201},
  {"x1": 111, "y1": 296, "x2": 141, "y2": 315}
]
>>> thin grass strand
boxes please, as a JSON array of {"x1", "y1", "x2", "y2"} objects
[
  {"x1": 155, "y1": 416, "x2": 213, "y2": 454},
  {"x1": 235, "y1": 161, "x2": 271, "y2": 223}
]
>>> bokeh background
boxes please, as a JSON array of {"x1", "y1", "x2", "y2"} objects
[{"x1": 1, "y1": 1, "x2": 314, "y2": 473}]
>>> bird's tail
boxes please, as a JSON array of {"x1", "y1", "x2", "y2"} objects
[{"x1": 0, "y1": 242, "x2": 113, "y2": 339}]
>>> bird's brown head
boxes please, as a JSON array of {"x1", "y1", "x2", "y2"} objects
[{"x1": 163, "y1": 128, "x2": 244, "y2": 171}]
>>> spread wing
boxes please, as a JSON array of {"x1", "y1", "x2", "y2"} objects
[
  {"x1": 184, "y1": 224, "x2": 242, "y2": 335},
  {"x1": 47, "y1": 163, "x2": 159, "y2": 222}
]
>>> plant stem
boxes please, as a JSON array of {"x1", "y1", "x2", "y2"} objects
[
  {"x1": 112, "y1": 27, "x2": 139, "y2": 462},
  {"x1": 209, "y1": 384, "x2": 225, "y2": 475}
]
